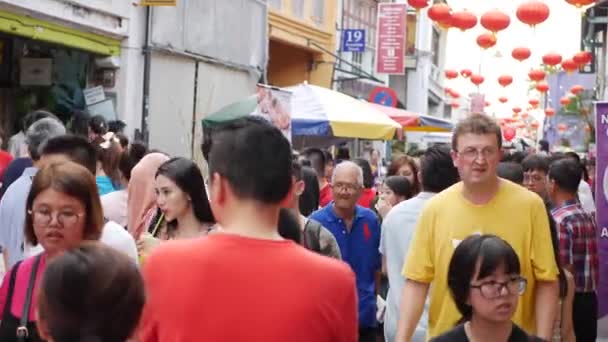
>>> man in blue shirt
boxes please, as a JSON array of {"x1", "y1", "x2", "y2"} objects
[{"x1": 310, "y1": 160, "x2": 381, "y2": 342}]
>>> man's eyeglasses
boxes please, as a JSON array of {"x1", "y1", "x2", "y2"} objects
[
  {"x1": 470, "y1": 276, "x2": 527, "y2": 299},
  {"x1": 28, "y1": 208, "x2": 84, "y2": 226},
  {"x1": 456, "y1": 147, "x2": 498, "y2": 160},
  {"x1": 331, "y1": 182, "x2": 360, "y2": 193}
]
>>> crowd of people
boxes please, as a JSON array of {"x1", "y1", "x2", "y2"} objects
[{"x1": 0, "y1": 109, "x2": 599, "y2": 342}]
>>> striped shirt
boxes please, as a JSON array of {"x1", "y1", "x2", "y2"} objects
[{"x1": 551, "y1": 200, "x2": 598, "y2": 292}]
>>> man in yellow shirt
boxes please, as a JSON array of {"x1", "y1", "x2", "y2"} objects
[{"x1": 396, "y1": 114, "x2": 559, "y2": 341}]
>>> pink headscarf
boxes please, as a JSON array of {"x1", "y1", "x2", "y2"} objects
[{"x1": 127, "y1": 153, "x2": 170, "y2": 239}]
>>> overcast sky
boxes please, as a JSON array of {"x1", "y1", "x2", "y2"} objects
[{"x1": 444, "y1": 0, "x2": 584, "y2": 119}]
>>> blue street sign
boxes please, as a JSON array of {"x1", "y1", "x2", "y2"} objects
[{"x1": 341, "y1": 29, "x2": 366, "y2": 52}]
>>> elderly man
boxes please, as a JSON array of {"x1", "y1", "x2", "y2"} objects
[
  {"x1": 310, "y1": 161, "x2": 381, "y2": 342},
  {"x1": 0, "y1": 117, "x2": 66, "y2": 268}
]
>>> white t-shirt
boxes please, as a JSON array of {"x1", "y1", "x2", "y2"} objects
[
  {"x1": 25, "y1": 221, "x2": 138, "y2": 265},
  {"x1": 578, "y1": 180, "x2": 595, "y2": 214}
]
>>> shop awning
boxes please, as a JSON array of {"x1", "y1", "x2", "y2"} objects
[
  {"x1": 369, "y1": 103, "x2": 454, "y2": 132},
  {"x1": 0, "y1": 10, "x2": 121, "y2": 56}
]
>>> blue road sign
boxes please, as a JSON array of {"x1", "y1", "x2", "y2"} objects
[{"x1": 342, "y1": 29, "x2": 366, "y2": 52}]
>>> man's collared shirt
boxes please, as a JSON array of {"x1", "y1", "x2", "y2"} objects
[
  {"x1": 310, "y1": 203, "x2": 381, "y2": 328},
  {"x1": 0, "y1": 167, "x2": 38, "y2": 268},
  {"x1": 551, "y1": 199, "x2": 598, "y2": 292}
]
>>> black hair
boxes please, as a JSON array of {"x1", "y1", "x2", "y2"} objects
[
  {"x1": 322, "y1": 150, "x2": 334, "y2": 165},
  {"x1": 353, "y1": 158, "x2": 374, "y2": 189},
  {"x1": 300, "y1": 166, "x2": 320, "y2": 216},
  {"x1": 420, "y1": 145, "x2": 459, "y2": 193},
  {"x1": 303, "y1": 148, "x2": 326, "y2": 178},
  {"x1": 108, "y1": 120, "x2": 127, "y2": 134},
  {"x1": 206, "y1": 117, "x2": 292, "y2": 204},
  {"x1": 38, "y1": 242, "x2": 144, "y2": 342},
  {"x1": 539, "y1": 139, "x2": 549, "y2": 153},
  {"x1": 115, "y1": 133, "x2": 129, "y2": 149},
  {"x1": 564, "y1": 151, "x2": 590, "y2": 183},
  {"x1": 292, "y1": 160, "x2": 303, "y2": 181},
  {"x1": 509, "y1": 151, "x2": 526, "y2": 164},
  {"x1": 41, "y1": 135, "x2": 98, "y2": 174},
  {"x1": 278, "y1": 208, "x2": 301, "y2": 244},
  {"x1": 384, "y1": 176, "x2": 413, "y2": 199},
  {"x1": 89, "y1": 115, "x2": 108, "y2": 136},
  {"x1": 448, "y1": 234, "x2": 521, "y2": 324},
  {"x1": 336, "y1": 145, "x2": 350, "y2": 161},
  {"x1": 68, "y1": 110, "x2": 91, "y2": 137},
  {"x1": 548, "y1": 158, "x2": 581, "y2": 194},
  {"x1": 497, "y1": 162, "x2": 524, "y2": 184},
  {"x1": 522, "y1": 154, "x2": 550, "y2": 174},
  {"x1": 156, "y1": 157, "x2": 215, "y2": 226},
  {"x1": 118, "y1": 142, "x2": 148, "y2": 181}
]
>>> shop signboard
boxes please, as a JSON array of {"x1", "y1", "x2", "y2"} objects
[
  {"x1": 594, "y1": 101, "x2": 608, "y2": 339},
  {"x1": 342, "y1": 29, "x2": 366, "y2": 52},
  {"x1": 375, "y1": 3, "x2": 406, "y2": 75}
]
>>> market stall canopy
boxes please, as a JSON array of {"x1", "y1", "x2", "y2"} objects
[
  {"x1": 286, "y1": 83, "x2": 402, "y2": 140},
  {"x1": 202, "y1": 84, "x2": 403, "y2": 140},
  {"x1": 369, "y1": 103, "x2": 454, "y2": 132}
]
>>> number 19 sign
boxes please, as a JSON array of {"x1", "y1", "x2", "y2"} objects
[{"x1": 342, "y1": 29, "x2": 366, "y2": 52}]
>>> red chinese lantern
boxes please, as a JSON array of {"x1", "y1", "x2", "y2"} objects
[
  {"x1": 516, "y1": 1, "x2": 550, "y2": 27},
  {"x1": 529, "y1": 98, "x2": 540, "y2": 107},
  {"x1": 407, "y1": 0, "x2": 429, "y2": 12},
  {"x1": 531, "y1": 121, "x2": 540, "y2": 128},
  {"x1": 528, "y1": 69, "x2": 546, "y2": 82},
  {"x1": 512, "y1": 47, "x2": 531, "y2": 62},
  {"x1": 561, "y1": 59, "x2": 578, "y2": 74},
  {"x1": 560, "y1": 97, "x2": 571, "y2": 106},
  {"x1": 476, "y1": 32, "x2": 497, "y2": 50},
  {"x1": 545, "y1": 107, "x2": 556, "y2": 116},
  {"x1": 557, "y1": 123, "x2": 567, "y2": 133},
  {"x1": 485, "y1": 101, "x2": 491, "y2": 107},
  {"x1": 521, "y1": 112, "x2": 530, "y2": 119},
  {"x1": 499, "y1": 96, "x2": 508, "y2": 103},
  {"x1": 451, "y1": 102, "x2": 460, "y2": 109},
  {"x1": 542, "y1": 53, "x2": 562, "y2": 66},
  {"x1": 451, "y1": 10, "x2": 478, "y2": 31},
  {"x1": 536, "y1": 81, "x2": 549, "y2": 93},
  {"x1": 445, "y1": 69, "x2": 459, "y2": 79},
  {"x1": 428, "y1": 3, "x2": 451, "y2": 22},
  {"x1": 573, "y1": 51, "x2": 593, "y2": 65},
  {"x1": 461, "y1": 69, "x2": 472, "y2": 78},
  {"x1": 451, "y1": 90, "x2": 461, "y2": 98},
  {"x1": 566, "y1": 0, "x2": 596, "y2": 9},
  {"x1": 498, "y1": 75, "x2": 513, "y2": 87},
  {"x1": 513, "y1": 111, "x2": 520, "y2": 118},
  {"x1": 470, "y1": 74, "x2": 485, "y2": 86},
  {"x1": 480, "y1": 9, "x2": 511, "y2": 33},
  {"x1": 503, "y1": 126, "x2": 516, "y2": 142},
  {"x1": 513, "y1": 107, "x2": 522, "y2": 113},
  {"x1": 517, "y1": 122, "x2": 527, "y2": 129},
  {"x1": 570, "y1": 84, "x2": 584, "y2": 95}
]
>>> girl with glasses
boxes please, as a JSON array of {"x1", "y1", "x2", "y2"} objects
[
  {"x1": 0, "y1": 161, "x2": 104, "y2": 342},
  {"x1": 431, "y1": 234, "x2": 544, "y2": 342}
]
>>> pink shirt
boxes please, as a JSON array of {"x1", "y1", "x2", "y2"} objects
[{"x1": 0, "y1": 254, "x2": 46, "y2": 320}]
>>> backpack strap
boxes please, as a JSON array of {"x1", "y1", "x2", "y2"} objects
[
  {"x1": 2, "y1": 260, "x2": 22, "y2": 318},
  {"x1": 17, "y1": 254, "x2": 41, "y2": 341}
]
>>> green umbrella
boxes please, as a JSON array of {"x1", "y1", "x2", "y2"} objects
[{"x1": 202, "y1": 96, "x2": 257, "y2": 128}]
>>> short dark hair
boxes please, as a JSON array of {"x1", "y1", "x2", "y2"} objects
[
  {"x1": 448, "y1": 235, "x2": 521, "y2": 324},
  {"x1": 353, "y1": 158, "x2": 374, "y2": 188},
  {"x1": 452, "y1": 113, "x2": 502, "y2": 151},
  {"x1": 38, "y1": 242, "x2": 144, "y2": 342},
  {"x1": 522, "y1": 154, "x2": 550, "y2": 174},
  {"x1": 548, "y1": 158, "x2": 581, "y2": 194},
  {"x1": 420, "y1": 145, "x2": 459, "y2": 193},
  {"x1": 497, "y1": 162, "x2": 524, "y2": 184},
  {"x1": 108, "y1": 120, "x2": 127, "y2": 134},
  {"x1": 303, "y1": 148, "x2": 326, "y2": 177},
  {"x1": 322, "y1": 150, "x2": 334, "y2": 165},
  {"x1": 89, "y1": 115, "x2": 108, "y2": 136},
  {"x1": 68, "y1": 110, "x2": 91, "y2": 137},
  {"x1": 41, "y1": 135, "x2": 98, "y2": 174},
  {"x1": 207, "y1": 118, "x2": 292, "y2": 204},
  {"x1": 384, "y1": 176, "x2": 413, "y2": 199},
  {"x1": 539, "y1": 139, "x2": 549, "y2": 152},
  {"x1": 156, "y1": 157, "x2": 215, "y2": 225},
  {"x1": 26, "y1": 162, "x2": 104, "y2": 245},
  {"x1": 300, "y1": 166, "x2": 320, "y2": 216}
]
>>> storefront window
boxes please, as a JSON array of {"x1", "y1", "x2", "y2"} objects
[{"x1": 312, "y1": 0, "x2": 324, "y2": 26}]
